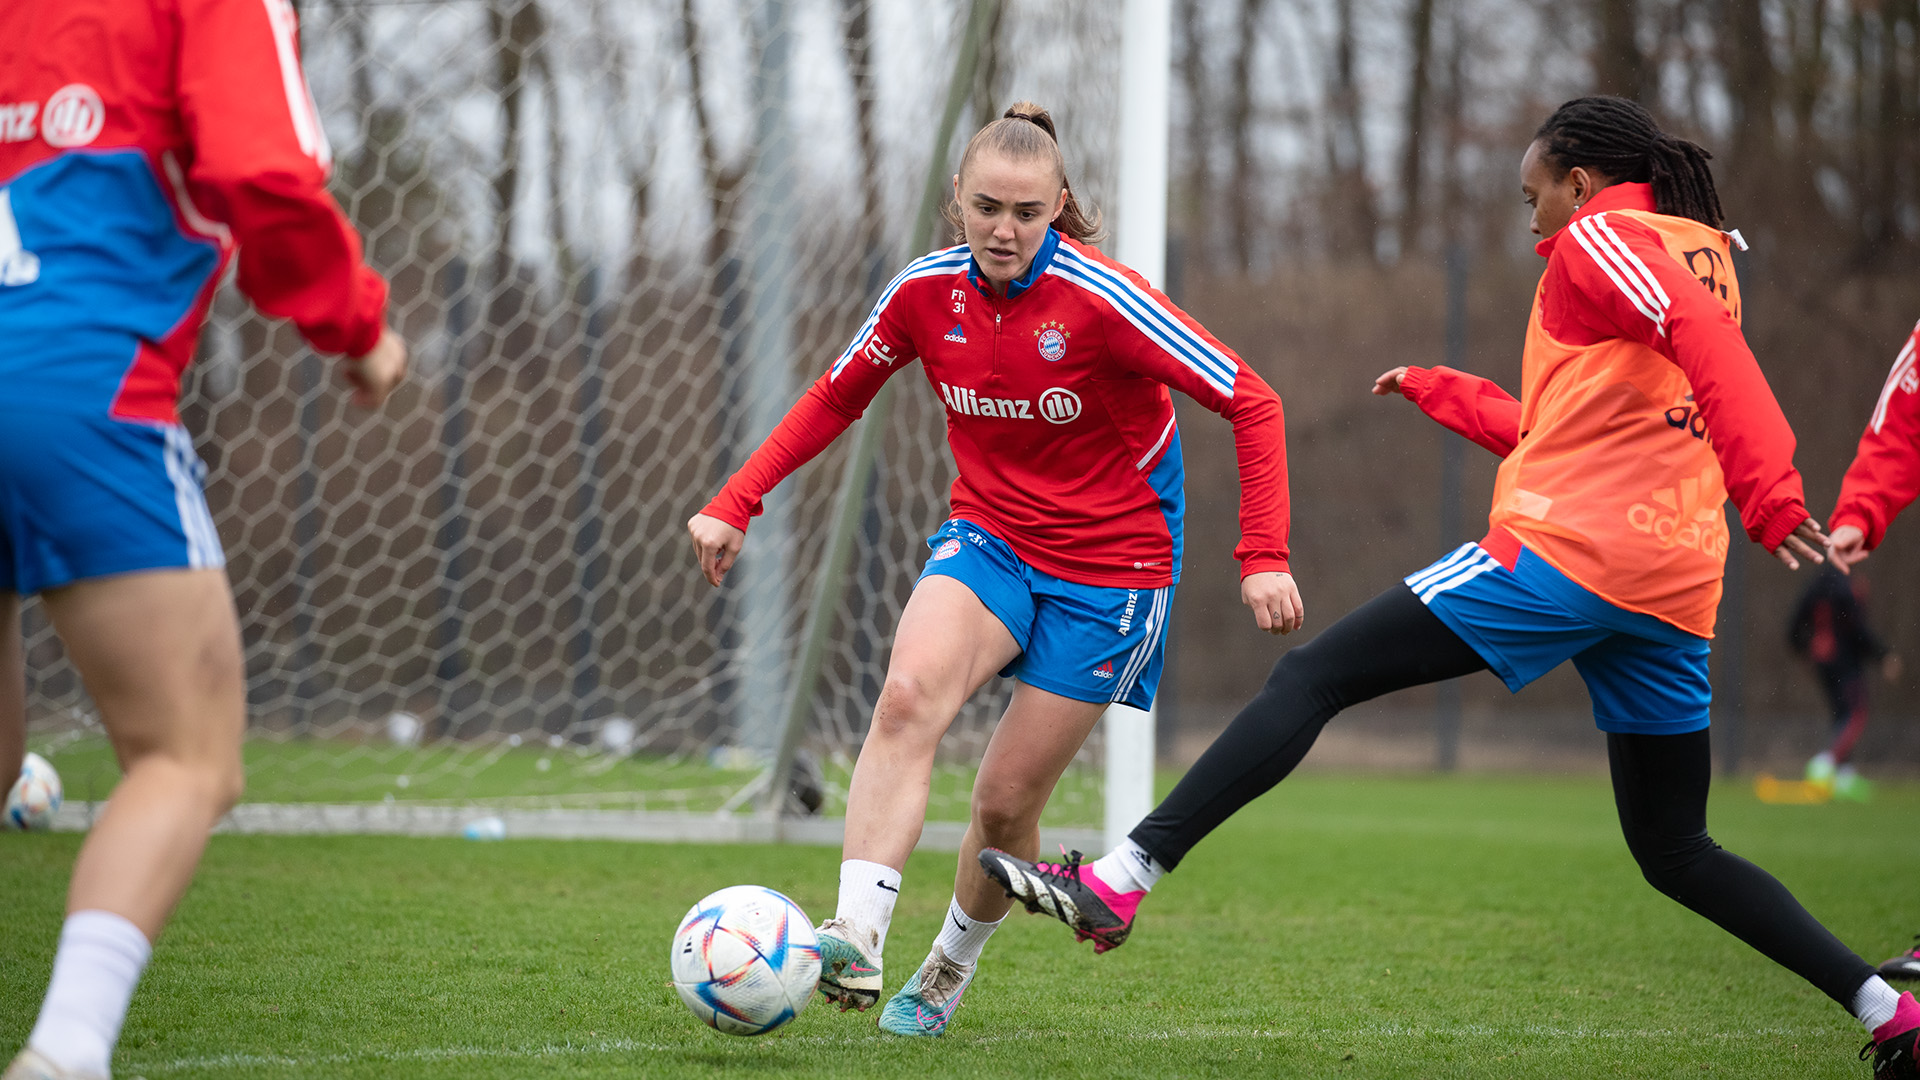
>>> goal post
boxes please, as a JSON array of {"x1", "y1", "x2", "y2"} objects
[{"x1": 1103, "y1": 0, "x2": 1173, "y2": 855}]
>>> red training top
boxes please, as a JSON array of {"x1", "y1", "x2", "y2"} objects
[
  {"x1": 0, "y1": 0, "x2": 389, "y2": 423},
  {"x1": 702, "y1": 228, "x2": 1290, "y2": 589},
  {"x1": 1396, "y1": 182, "x2": 1810, "y2": 638},
  {"x1": 1830, "y1": 321, "x2": 1920, "y2": 550}
]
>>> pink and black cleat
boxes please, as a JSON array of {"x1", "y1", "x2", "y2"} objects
[
  {"x1": 1864, "y1": 991, "x2": 1920, "y2": 1079},
  {"x1": 977, "y1": 847, "x2": 1142, "y2": 954},
  {"x1": 1882, "y1": 935, "x2": 1920, "y2": 982}
]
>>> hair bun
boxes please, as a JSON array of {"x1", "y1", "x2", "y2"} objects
[{"x1": 1002, "y1": 101, "x2": 1059, "y2": 143}]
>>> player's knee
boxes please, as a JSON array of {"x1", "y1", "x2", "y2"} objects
[
  {"x1": 1623, "y1": 830, "x2": 1716, "y2": 898},
  {"x1": 870, "y1": 673, "x2": 945, "y2": 742},
  {"x1": 208, "y1": 752, "x2": 245, "y2": 814},
  {"x1": 970, "y1": 789, "x2": 1039, "y2": 844}
]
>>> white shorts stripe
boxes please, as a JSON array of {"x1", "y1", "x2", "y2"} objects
[
  {"x1": 1113, "y1": 586, "x2": 1170, "y2": 699},
  {"x1": 162, "y1": 427, "x2": 223, "y2": 570},
  {"x1": 1417, "y1": 555, "x2": 1497, "y2": 603},
  {"x1": 1404, "y1": 543, "x2": 1481, "y2": 592}
]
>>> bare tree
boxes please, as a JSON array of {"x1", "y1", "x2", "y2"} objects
[
  {"x1": 1326, "y1": 0, "x2": 1379, "y2": 260},
  {"x1": 489, "y1": 0, "x2": 546, "y2": 284},
  {"x1": 1398, "y1": 0, "x2": 1437, "y2": 254},
  {"x1": 1594, "y1": 0, "x2": 1647, "y2": 99},
  {"x1": 1224, "y1": 0, "x2": 1268, "y2": 272}
]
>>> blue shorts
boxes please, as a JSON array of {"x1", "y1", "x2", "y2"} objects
[
  {"x1": 1407, "y1": 542, "x2": 1712, "y2": 735},
  {"x1": 917, "y1": 519, "x2": 1171, "y2": 710},
  {"x1": 0, "y1": 410, "x2": 225, "y2": 595}
]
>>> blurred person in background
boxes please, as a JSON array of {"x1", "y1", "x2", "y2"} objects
[
  {"x1": 1, "y1": 2, "x2": 405, "y2": 1078},
  {"x1": 1787, "y1": 565, "x2": 1899, "y2": 801}
]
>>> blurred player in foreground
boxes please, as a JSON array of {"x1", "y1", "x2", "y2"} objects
[
  {"x1": 983, "y1": 97, "x2": 1920, "y2": 1077},
  {"x1": 1, "y1": 3, "x2": 404, "y2": 1077},
  {"x1": 690, "y1": 102, "x2": 1300, "y2": 1036},
  {"x1": 1823, "y1": 319, "x2": 1920, "y2": 984}
]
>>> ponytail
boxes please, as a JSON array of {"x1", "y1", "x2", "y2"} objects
[
  {"x1": 949, "y1": 101, "x2": 1106, "y2": 243},
  {"x1": 1533, "y1": 96, "x2": 1725, "y2": 228}
]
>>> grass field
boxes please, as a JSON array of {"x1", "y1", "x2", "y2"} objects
[{"x1": 4, "y1": 772, "x2": 1917, "y2": 1078}]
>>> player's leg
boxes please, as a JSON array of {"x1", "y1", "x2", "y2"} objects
[
  {"x1": 983, "y1": 581, "x2": 1490, "y2": 945},
  {"x1": 879, "y1": 681, "x2": 1106, "y2": 1035},
  {"x1": 818, "y1": 572, "x2": 1022, "y2": 1011},
  {"x1": 1, "y1": 592, "x2": 22, "y2": 795},
  {"x1": 1806, "y1": 664, "x2": 1849, "y2": 785},
  {"x1": 16, "y1": 569, "x2": 245, "y2": 1080},
  {"x1": 1606, "y1": 728, "x2": 1918, "y2": 1069},
  {"x1": 1828, "y1": 668, "x2": 1873, "y2": 800}
]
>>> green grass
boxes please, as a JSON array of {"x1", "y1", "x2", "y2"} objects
[{"x1": 3, "y1": 773, "x2": 1916, "y2": 1078}]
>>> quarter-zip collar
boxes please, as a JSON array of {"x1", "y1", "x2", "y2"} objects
[
  {"x1": 967, "y1": 226, "x2": 1061, "y2": 300},
  {"x1": 1535, "y1": 181, "x2": 1655, "y2": 258}
]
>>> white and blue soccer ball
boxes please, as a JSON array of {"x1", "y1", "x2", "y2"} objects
[
  {"x1": 5, "y1": 752, "x2": 62, "y2": 831},
  {"x1": 671, "y1": 885, "x2": 820, "y2": 1036}
]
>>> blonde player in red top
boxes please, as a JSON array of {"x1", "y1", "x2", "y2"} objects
[
  {"x1": 689, "y1": 103, "x2": 1300, "y2": 1036},
  {"x1": 982, "y1": 97, "x2": 1920, "y2": 1076}
]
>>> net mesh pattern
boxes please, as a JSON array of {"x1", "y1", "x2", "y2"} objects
[{"x1": 21, "y1": 0, "x2": 1124, "y2": 828}]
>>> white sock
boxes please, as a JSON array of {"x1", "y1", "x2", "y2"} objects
[
  {"x1": 27, "y1": 910, "x2": 153, "y2": 1078},
  {"x1": 1091, "y1": 838, "x2": 1163, "y2": 894},
  {"x1": 1854, "y1": 975, "x2": 1903, "y2": 1032},
  {"x1": 931, "y1": 895, "x2": 1004, "y2": 967},
  {"x1": 835, "y1": 859, "x2": 902, "y2": 957}
]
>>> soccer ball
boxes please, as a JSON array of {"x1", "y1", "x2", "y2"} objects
[
  {"x1": 5, "y1": 752, "x2": 62, "y2": 831},
  {"x1": 670, "y1": 885, "x2": 820, "y2": 1036}
]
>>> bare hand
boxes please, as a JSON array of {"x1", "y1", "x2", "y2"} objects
[
  {"x1": 1826, "y1": 523, "x2": 1869, "y2": 575},
  {"x1": 342, "y1": 327, "x2": 408, "y2": 409},
  {"x1": 1243, "y1": 571, "x2": 1304, "y2": 635},
  {"x1": 1772, "y1": 518, "x2": 1830, "y2": 571},
  {"x1": 1372, "y1": 366, "x2": 1411, "y2": 396},
  {"x1": 688, "y1": 512, "x2": 746, "y2": 587}
]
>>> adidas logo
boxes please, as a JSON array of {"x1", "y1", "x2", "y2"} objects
[
  {"x1": 1092, "y1": 661, "x2": 1114, "y2": 679},
  {"x1": 944, "y1": 323, "x2": 967, "y2": 343}
]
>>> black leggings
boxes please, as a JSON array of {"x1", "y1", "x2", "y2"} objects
[{"x1": 1133, "y1": 583, "x2": 1877, "y2": 1007}]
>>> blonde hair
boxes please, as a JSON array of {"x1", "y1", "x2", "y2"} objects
[{"x1": 948, "y1": 101, "x2": 1105, "y2": 243}]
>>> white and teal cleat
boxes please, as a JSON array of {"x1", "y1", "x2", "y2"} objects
[
  {"x1": 814, "y1": 918, "x2": 884, "y2": 1011},
  {"x1": 877, "y1": 945, "x2": 976, "y2": 1037}
]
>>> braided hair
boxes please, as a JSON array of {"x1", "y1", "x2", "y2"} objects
[
  {"x1": 950, "y1": 102, "x2": 1105, "y2": 243},
  {"x1": 1533, "y1": 96, "x2": 1724, "y2": 228}
]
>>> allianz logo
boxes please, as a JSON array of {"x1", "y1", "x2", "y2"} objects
[{"x1": 939, "y1": 382, "x2": 1082, "y2": 424}]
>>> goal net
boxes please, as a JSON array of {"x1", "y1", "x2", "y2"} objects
[{"x1": 23, "y1": 0, "x2": 1132, "y2": 846}]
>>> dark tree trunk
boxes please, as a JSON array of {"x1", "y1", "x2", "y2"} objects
[{"x1": 1398, "y1": 0, "x2": 1436, "y2": 254}]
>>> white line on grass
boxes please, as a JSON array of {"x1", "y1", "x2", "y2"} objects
[{"x1": 129, "y1": 1024, "x2": 1856, "y2": 1074}]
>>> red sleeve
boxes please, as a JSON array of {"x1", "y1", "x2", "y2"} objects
[
  {"x1": 1093, "y1": 260, "x2": 1289, "y2": 577},
  {"x1": 1831, "y1": 325, "x2": 1920, "y2": 549},
  {"x1": 700, "y1": 280, "x2": 919, "y2": 531},
  {"x1": 1397, "y1": 365, "x2": 1520, "y2": 456},
  {"x1": 1547, "y1": 212, "x2": 1809, "y2": 551},
  {"x1": 175, "y1": 0, "x2": 387, "y2": 358}
]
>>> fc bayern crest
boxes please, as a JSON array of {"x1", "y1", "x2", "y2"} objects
[{"x1": 1034, "y1": 320, "x2": 1070, "y2": 362}]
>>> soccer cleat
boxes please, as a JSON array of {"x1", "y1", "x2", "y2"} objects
[
  {"x1": 1864, "y1": 992, "x2": 1920, "y2": 1078},
  {"x1": 1883, "y1": 936, "x2": 1920, "y2": 982},
  {"x1": 813, "y1": 918, "x2": 883, "y2": 1011},
  {"x1": 876, "y1": 945, "x2": 976, "y2": 1037},
  {"x1": 977, "y1": 847, "x2": 1141, "y2": 954},
  {"x1": 2, "y1": 1049, "x2": 107, "y2": 1080}
]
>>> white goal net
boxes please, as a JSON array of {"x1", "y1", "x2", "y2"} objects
[{"x1": 23, "y1": 0, "x2": 1133, "y2": 845}]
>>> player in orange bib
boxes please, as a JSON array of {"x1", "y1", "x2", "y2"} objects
[{"x1": 980, "y1": 97, "x2": 1920, "y2": 1075}]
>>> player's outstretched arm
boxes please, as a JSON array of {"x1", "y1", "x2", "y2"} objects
[
  {"x1": 1828, "y1": 323, "x2": 1920, "y2": 574},
  {"x1": 1374, "y1": 365, "x2": 1521, "y2": 456}
]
